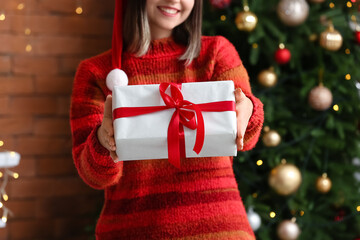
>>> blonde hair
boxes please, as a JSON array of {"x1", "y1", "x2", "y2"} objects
[{"x1": 123, "y1": 0, "x2": 202, "y2": 65}]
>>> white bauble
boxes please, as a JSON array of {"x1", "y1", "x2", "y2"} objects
[
  {"x1": 106, "y1": 69, "x2": 128, "y2": 91},
  {"x1": 247, "y1": 208, "x2": 261, "y2": 231}
]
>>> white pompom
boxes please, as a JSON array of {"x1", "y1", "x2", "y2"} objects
[{"x1": 106, "y1": 69, "x2": 128, "y2": 91}]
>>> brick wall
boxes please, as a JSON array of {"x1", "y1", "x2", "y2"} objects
[{"x1": 0, "y1": 0, "x2": 113, "y2": 239}]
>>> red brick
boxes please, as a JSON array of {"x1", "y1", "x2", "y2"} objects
[
  {"x1": 34, "y1": 118, "x2": 70, "y2": 136},
  {"x1": 10, "y1": 14, "x2": 112, "y2": 36},
  {"x1": 0, "y1": 76, "x2": 34, "y2": 95},
  {"x1": 0, "y1": 227, "x2": 8, "y2": 240},
  {"x1": 35, "y1": 35, "x2": 110, "y2": 56},
  {"x1": 12, "y1": 56, "x2": 58, "y2": 76},
  {"x1": 0, "y1": 34, "x2": 28, "y2": 54},
  {"x1": 36, "y1": 195, "x2": 102, "y2": 218},
  {"x1": 0, "y1": 137, "x2": 15, "y2": 151},
  {"x1": 8, "y1": 219, "x2": 54, "y2": 240},
  {"x1": 0, "y1": 117, "x2": 33, "y2": 135},
  {"x1": 11, "y1": 156, "x2": 36, "y2": 177},
  {"x1": 8, "y1": 96, "x2": 58, "y2": 115},
  {"x1": 57, "y1": 96, "x2": 71, "y2": 116},
  {"x1": 37, "y1": 156, "x2": 76, "y2": 176},
  {"x1": 0, "y1": 97, "x2": 9, "y2": 114},
  {"x1": 8, "y1": 177, "x2": 95, "y2": 198},
  {"x1": 15, "y1": 136, "x2": 71, "y2": 155},
  {"x1": 0, "y1": 56, "x2": 11, "y2": 73},
  {"x1": 59, "y1": 56, "x2": 84, "y2": 75},
  {"x1": 5, "y1": 199, "x2": 36, "y2": 219},
  {"x1": 35, "y1": 76, "x2": 73, "y2": 94}
]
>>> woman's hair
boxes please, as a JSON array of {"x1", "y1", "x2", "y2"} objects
[{"x1": 123, "y1": 0, "x2": 202, "y2": 65}]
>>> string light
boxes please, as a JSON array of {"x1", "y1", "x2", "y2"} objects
[
  {"x1": 252, "y1": 192, "x2": 258, "y2": 198},
  {"x1": 345, "y1": 74, "x2": 351, "y2": 80},
  {"x1": 279, "y1": 43, "x2": 285, "y2": 49},
  {"x1": 0, "y1": 172, "x2": 2, "y2": 178},
  {"x1": 0, "y1": 13, "x2": 5, "y2": 21},
  {"x1": 333, "y1": 104, "x2": 339, "y2": 111},
  {"x1": 270, "y1": 211, "x2": 276, "y2": 218},
  {"x1": 357, "y1": 205, "x2": 360, "y2": 212},
  {"x1": 0, "y1": 141, "x2": 3, "y2": 147},
  {"x1": 13, "y1": 173, "x2": 19, "y2": 179},
  {"x1": 347, "y1": 1, "x2": 352, "y2": 7},
  {"x1": 2, "y1": 194, "x2": 8, "y2": 202},
  {"x1": 17, "y1": 3, "x2": 25, "y2": 10},
  {"x1": 345, "y1": 48, "x2": 351, "y2": 54},
  {"x1": 256, "y1": 160, "x2": 263, "y2": 166},
  {"x1": 75, "y1": 6, "x2": 83, "y2": 15},
  {"x1": 300, "y1": 210, "x2": 305, "y2": 216},
  {"x1": 220, "y1": 15, "x2": 226, "y2": 21},
  {"x1": 252, "y1": 43, "x2": 258, "y2": 49},
  {"x1": 25, "y1": 44, "x2": 32, "y2": 52},
  {"x1": 25, "y1": 28, "x2": 31, "y2": 35},
  {"x1": 329, "y1": 2, "x2": 335, "y2": 8},
  {"x1": 1, "y1": 217, "x2": 7, "y2": 223}
]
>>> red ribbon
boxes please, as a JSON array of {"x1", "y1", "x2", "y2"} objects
[{"x1": 113, "y1": 82, "x2": 236, "y2": 168}]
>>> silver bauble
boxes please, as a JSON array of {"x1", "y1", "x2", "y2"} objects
[
  {"x1": 247, "y1": 208, "x2": 261, "y2": 231},
  {"x1": 277, "y1": 0, "x2": 309, "y2": 26}
]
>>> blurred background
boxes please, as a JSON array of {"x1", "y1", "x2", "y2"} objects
[{"x1": 0, "y1": 0, "x2": 359, "y2": 239}]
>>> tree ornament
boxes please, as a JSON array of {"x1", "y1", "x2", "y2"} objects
[
  {"x1": 262, "y1": 126, "x2": 281, "y2": 147},
  {"x1": 257, "y1": 67, "x2": 277, "y2": 87},
  {"x1": 309, "y1": 0, "x2": 325, "y2": 3},
  {"x1": 316, "y1": 173, "x2": 332, "y2": 194},
  {"x1": 319, "y1": 22, "x2": 343, "y2": 51},
  {"x1": 355, "y1": 31, "x2": 360, "y2": 45},
  {"x1": 106, "y1": 68, "x2": 129, "y2": 91},
  {"x1": 269, "y1": 160, "x2": 302, "y2": 195},
  {"x1": 277, "y1": 218, "x2": 301, "y2": 240},
  {"x1": 277, "y1": 0, "x2": 309, "y2": 26},
  {"x1": 275, "y1": 44, "x2": 291, "y2": 65},
  {"x1": 308, "y1": 84, "x2": 333, "y2": 111},
  {"x1": 247, "y1": 207, "x2": 261, "y2": 231},
  {"x1": 235, "y1": 5, "x2": 258, "y2": 32},
  {"x1": 209, "y1": 0, "x2": 231, "y2": 9}
]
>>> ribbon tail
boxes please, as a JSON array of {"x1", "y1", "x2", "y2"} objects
[
  {"x1": 168, "y1": 110, "x2": 181, "y2": 168},
  {"x1": 193, "y1": 106, "x2": 205, "y2": 154}
]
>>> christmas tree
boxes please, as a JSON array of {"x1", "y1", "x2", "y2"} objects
[{"x1": 203, "y1": 0, "x2": 360, "y2": 239}]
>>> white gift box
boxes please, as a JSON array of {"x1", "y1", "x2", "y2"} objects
[{"x1": 112, "y1": 81, "x2": 237, "y2": 163}]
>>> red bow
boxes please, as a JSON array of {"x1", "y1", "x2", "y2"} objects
[{"x1": 113, "y1": 82, "x2": 235, "y2": 168}]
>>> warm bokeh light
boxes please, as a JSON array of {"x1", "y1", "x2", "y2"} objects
[
  {"x1": 256, "y1": 160, "x2": 263, "y2": 166},
  {"x1": 333, "y1": 104, "x2": 339, "y2": 111},
  {"x1": 17, "y1": 3, "x2": 25, "y2": 10},
  {"x1": 270, "y1": 211, "x2": 276, "y2": 218},
  {"x1": 345, "y1": 74, "x2": 351, "y2": 80},
  {"x1": 0, "y1": 13, "x2": 5, "y2": 21},
  {"x1": 75, "y1": 6, "x2": 83, "y2": 15},
  {"x1": 220, "y1": 15, "x2": 226, "y2": 21}
]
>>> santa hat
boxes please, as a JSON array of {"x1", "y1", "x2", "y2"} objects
[{"x1": 106, "y1": 0, "x2": 129, "y2": 91}]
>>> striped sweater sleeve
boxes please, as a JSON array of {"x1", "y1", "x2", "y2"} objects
[
  {"x1": 70, "y1": 60, "x2": 123, "y2": 189},
  {"x1": 211, "y1": 36, "x2": 264, "y2": 151}
]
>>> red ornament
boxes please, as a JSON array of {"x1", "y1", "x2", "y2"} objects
[
  {"x1": 355, "y1": 31, "x2": 360, "y2": 45},
  {"x1": 209, "y1": 0, "x2": 231, "y2": 9},
  {"x1": 274, "y1": 48, "x2": 291, "y2": 65}
]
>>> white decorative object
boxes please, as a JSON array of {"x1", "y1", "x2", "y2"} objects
[
  {"x1": 0, "y1": 151, "x2": 20, "y2": 168},
  {"x1": 112, "y1": 81, "x2": 237, "y2": 162},
  {"x1": 106, "y1": 69, "x2": 128, "y2": 91},
  {"x1": 247, "y1": 207, "x2": 262, "y2": 231},
  {"x1": 0, "y1": 151, "x2": 20, "y2": 228}
]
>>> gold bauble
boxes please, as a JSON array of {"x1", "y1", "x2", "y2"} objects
[
  {"x1": 319, "y1": 25, "x2": 343, "y2": 51},
  {"x1": 235, "y1": 10, "x2": 258, "y2": 32},
  {"x1": 316, "y1": 174, "x2": 332, "y2": 193},
  {"x1": 269, "y1": 163, "x2": 302, "y2": 195},
  {"x1": 277, "y1": 219, "x2": 301, "y2": 240},
  {"x1": 262, "y1": 128, "x2": 281, "y2": 147},
  {"x1": 308, "y1": 85, "x2": 333, "y2": 111},
  {"x1": 258, "y1": 67, "x2": 277, "y2": 87},
  {"x1": 277, "y1": 0, "x2": 309, "y2": 26}
]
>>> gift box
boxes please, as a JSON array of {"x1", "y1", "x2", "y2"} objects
[{"x1": 112, "y1": 81, "x2": 237, "y2": 167}]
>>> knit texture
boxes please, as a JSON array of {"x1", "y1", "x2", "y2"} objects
[{"x1": 70, "y1": 36, "x2": 264, "y2": 240}]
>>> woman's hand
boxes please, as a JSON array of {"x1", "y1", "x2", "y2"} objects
[
  {"x1": 235, "y1": 88, "x2": 253, "y2": 150},
  {"x1": 97, "y1": 95, "x2": 118, "y2": 161}
]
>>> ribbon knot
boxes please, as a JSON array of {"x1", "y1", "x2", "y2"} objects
[{"x1": 113, "y1": 82, "x2": 236, "y2": 168}]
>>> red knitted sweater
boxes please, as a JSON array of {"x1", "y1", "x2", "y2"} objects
[{"x1": 71, "y1": 36, "x2": 264, "y2": 240}]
